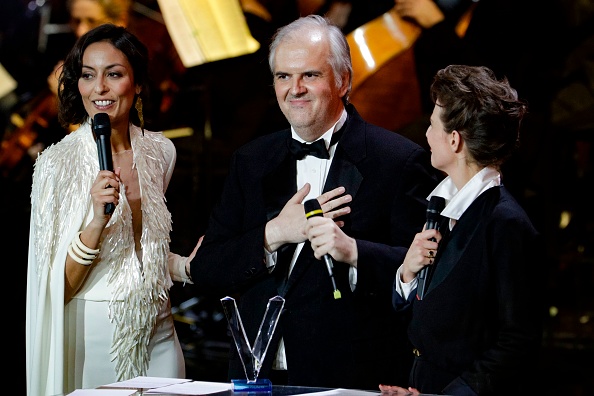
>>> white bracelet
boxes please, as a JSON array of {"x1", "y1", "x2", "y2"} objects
[
  {"x1": 67, "y1": 231, "x2": 99, "y2": 266},
  {"x1": 72, "y1": 239, "x2": 97, "y2": 260},
  {"x1": 74, "y1": 231, "x2": 100, "y2": 255},
  {"x1": 67, "y1": 244, "x2": 94, "y2": 265}
]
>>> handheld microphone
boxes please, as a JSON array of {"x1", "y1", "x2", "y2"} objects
[
  {"x1": 416, "y1": 195, "x2": 446, "y2": 300},
  {"x1": 304, "y1": 198, "x2": 342, "y2": 299},
  {"x1": 93, "y1": 113, "x2": 115, "y2": 215}
]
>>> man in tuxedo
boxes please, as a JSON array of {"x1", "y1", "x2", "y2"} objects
[{"x1": 190, "y1": 14, "x2": 440, "y2": 390}]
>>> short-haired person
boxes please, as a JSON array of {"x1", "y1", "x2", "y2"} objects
[
  {"x1": 190, "y1": 15, "x2": 441, "y2": 390},
  {"x1": 26, "y1": 24, "x2": 201, "y2": 395},
  {"x1": 379, "y1": 65, "x2": 542, "y2": 395}
]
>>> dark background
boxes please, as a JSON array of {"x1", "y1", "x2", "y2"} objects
[{"x1": 2, "y1": 0, "x2": 593, "y2": 394}]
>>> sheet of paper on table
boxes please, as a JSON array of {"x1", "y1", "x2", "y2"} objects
[
  {"x1": 144, "y1": 380, "x2": 232, "y2": 395},
  {"x1": 67, "y1": 389, "x2": 137, "y2": 395}
]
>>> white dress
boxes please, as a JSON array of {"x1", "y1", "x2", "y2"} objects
[{"x1": 26, "y1": 122, "x2": 191, "y2": 396}]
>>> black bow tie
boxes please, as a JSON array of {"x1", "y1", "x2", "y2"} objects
[
  {"x1": 287, "y1": 130, "x2": 343, "y2": 160},
  {"x1": 288, "y1": 138, "x2": 329, "y2": 160}
]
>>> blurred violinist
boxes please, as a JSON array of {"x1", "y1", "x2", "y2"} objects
[
  {"x1": 0, "y1": 0, "x2": 133, "y2": 176},
  {"x1": 1, "y1": 0, "x2": 185, "y2": 175}
]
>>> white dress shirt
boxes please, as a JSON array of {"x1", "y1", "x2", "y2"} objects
[{"x1": 272, "y1": 109, "x2": 349, "y2": 370}]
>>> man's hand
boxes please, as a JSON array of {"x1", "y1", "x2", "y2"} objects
[
  {"x1": 394, "y1": 0, "x2": 444, "y2": 29},
  {"x1": 317, "y1": 186, "x2": 351, "y2": 228},
  {"x1": 264, "y1": 184, "x2": 351, "y2": 252},
  {"x1": 306, "y1": 186, "x2": 357, "y2": 266}
]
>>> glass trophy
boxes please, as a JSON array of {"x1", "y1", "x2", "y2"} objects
[{"x1": 221, "y1": 295, "x2": 285, "y2": 393}]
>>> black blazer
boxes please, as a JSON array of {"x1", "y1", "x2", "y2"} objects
[
  {"x1": 393, "y1": 186, "x2": 543, "y2": 395},
  {"x1": 192, "y1": 105, "x2": 440, "y2": 390}
]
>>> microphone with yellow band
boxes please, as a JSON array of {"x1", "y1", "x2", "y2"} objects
[{"x1": 304, "y1": 199, "x2": 342, "y2": 300}]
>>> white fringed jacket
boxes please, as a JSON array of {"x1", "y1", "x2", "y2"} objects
[{"x1": 26, "y1": 121, "x2": 190, "y2": 395}]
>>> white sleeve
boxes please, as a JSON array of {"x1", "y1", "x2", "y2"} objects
[
  {"x1": 168, "y1": 252, "x2": 193, "y2": 284},
  {"x1": 395, "y1": 264, "x2": 417, "y2": 300}
]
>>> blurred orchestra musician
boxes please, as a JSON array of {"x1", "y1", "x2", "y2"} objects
[
  {"x1": 180, "y1": 0, "x2": 299, "y2": 153},
  {"x1": 0, "y1": 0, "x2": 185, "y2": 177},
  {"x1": 173, "y1": 0, "x2": 300, "y2": 219},
  {"x1": 302, "y1": 0, "x2": 477, "y2": 144}
]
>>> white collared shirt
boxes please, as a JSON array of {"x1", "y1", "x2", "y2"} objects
[
  {"x1": 291, "y1": 109, "x2": 347, "y2": 273},
  {"x1": 395, "y1": 167, "x2": 501, "y2": 299},
  {"x1": 272, "y1": 108, "x2": 349, "y2": 370}
]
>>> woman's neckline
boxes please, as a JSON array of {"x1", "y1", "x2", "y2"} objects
[{"x1": 113, "y1": 149, "x2": 133, "y2": 155}]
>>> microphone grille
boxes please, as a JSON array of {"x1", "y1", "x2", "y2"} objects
[
  {"x1": 304, "y1": 199, "x2": 323, "y2": 219},
  {"x1": 427, "y1": 196, "x2": 445, "y2": 219},
  {"x1": 93, "y1": 113, "x2": 111, "y2": 137}
]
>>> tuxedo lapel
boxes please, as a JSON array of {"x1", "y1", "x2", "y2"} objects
[
  {"x1": 274, "y1": 108, "x2": 367, "y2": 296},
  {"x1": 283, "y1": 242, "x2": 314, "y2": 295},
  {"x1": 324, "y1": 112, "x2": 364, "y2": 202},
  {"x1": 263, "y1": 150, "x2": 297, "y2": 222},
  {"x1": 261, "y1": 138, "x2": 299, "y2": 295},
  {"x1": 425, "y1": 188, "x2": 500, "y2": 296},
  {"x1": 275, "y1": 243, "x2": 297, "y2": 296},
  {"x1": 425, "y1": 221, "x2": 478, "y2": 296},
  {"x1": 324, "y1": 151, "x2": 363, "y2": 197}
]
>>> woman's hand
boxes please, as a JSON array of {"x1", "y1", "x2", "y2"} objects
[
  {"x1": 184, "y1": 235, "x2": 204, "y2": 280},
  {"x1": 379, "y1": 384, "x2": 420, "y2": 395},
  {"x1": 394, "y1": 0, "x2": 445, "y2": 29},
  {"x1": 189, "y1": 235, "x2": 204, "y2": 260},
  {"x1": 89, "y1": 168, "x2": 120, "y2": 227},
  {"x1": 401, "y1": 226, "x2": 441, "y2": 283}
]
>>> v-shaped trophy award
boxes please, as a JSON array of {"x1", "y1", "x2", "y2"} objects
[{"x1": 221, "y1": 295, "x2": 285, "y2": 393}]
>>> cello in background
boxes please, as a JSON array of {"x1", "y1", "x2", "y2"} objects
[
  {"x1": 345, "y1": 2, "x2": 476, "y2": 132},
  {"x1": 346, "y1": 8, "x2": 422, "y2": 132}
]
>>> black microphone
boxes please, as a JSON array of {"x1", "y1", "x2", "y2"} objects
[
  {"x1": 304, "y1": 198, "x2": 341, "y2": 299},
  {"x1": 93, "y1": 113, "x2": 115, "y2": 215},
  {"x1": 416, "y1": 195, "x2": 446, "y2": 300}
]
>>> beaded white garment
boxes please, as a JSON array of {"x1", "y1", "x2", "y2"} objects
[{"x1": 29, "y1": 121, "x2": 173, "y2": 382}]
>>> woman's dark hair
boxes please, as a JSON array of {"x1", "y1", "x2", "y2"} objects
[
  {"x1": 57, "y1": 23, "x2": 149, "y2": 128},
  {"x1": 430, "y1": 64, "x2": 528, "y2": 169}
]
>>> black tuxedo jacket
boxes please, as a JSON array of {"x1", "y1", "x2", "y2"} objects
[
  {"x1": 192, "y1": 105, "x2": 440, "y2": 390},
  {"x1": 393, "y1": 186, "x2": 543, "y2": 395}
]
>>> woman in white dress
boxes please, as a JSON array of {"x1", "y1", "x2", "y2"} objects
[{"x1": 26, "y1": 23, "x2": 200, "y2": 396}]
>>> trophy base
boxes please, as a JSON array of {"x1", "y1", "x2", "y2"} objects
[{"x1": 232, "y1": 378, "x2": 272, "y2": 393}]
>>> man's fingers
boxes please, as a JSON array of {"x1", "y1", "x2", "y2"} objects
[
  {"x1": 318, "y1": 186, "x2": 346, "y2": 204},
  {"x1": 290, "y1": 183, "x2": 311, "y2": 204}
]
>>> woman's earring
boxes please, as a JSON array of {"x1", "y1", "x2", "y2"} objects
[{"x1": 135, "y1": 96, "x2": 144, "y2": 130}]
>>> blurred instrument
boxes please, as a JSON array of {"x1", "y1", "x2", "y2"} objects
[
  {"x1": 346, "y1": 3, "x2": 477, "y2": 132},
  {"x1": 0, "y1": 90, "x2": 58, "y2": 175},
  {"x1": 0, "y1": 1, "x2": 186, "y2": 176},
  {"x1": 346, "y1": 8, "x2": 422, "y2": 132}
]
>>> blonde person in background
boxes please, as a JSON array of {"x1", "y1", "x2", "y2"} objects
[
  {"x1": 48, "y1": 0, "x2": 184, "y2": 132},
  {"x1": 26, "y1": 24, "x2": 201, "y2": 396},
  {"x1": 47, "y1": 0, "x2": 131, "y2": 100}
]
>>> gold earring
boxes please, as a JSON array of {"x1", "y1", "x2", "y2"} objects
[{"x1": 135, "y1": 96, "x2": 144, "y2": 130}]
